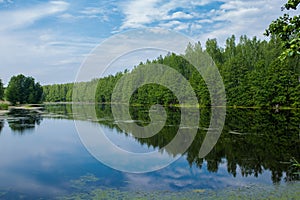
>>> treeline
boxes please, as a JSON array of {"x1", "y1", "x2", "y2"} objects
[
  {"x1": 43, "y1": 35, "x2": 300, "y2": 108},
  {"x1": 43, "y1": 83, "x2": 73, "y2": 102},
  {"x1": 43, "y1": 73, "x2": 124, "y2": 103}
]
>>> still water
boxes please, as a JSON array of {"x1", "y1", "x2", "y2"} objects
[{"x1": 0, "y1": 104, "x2": 299, "y2": 199}]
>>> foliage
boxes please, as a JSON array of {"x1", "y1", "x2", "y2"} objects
[
  {"x1": 43, "y1": 83, "x2": 73, "y2": 102},
  {"x1": 5, "y1": 74, "x2": 43, "y2": 105},
  {"x1": 289, "y1": 157, "x2": 300, "y2": 175},
  {"x1": 0, "y1": 103, "x2": 8, "y2": 110},
  {"x1": 265, "y1": 0, "x2": 300, "y2": 60},
  {"x1": 95, "y1": 73, "x2": 123, "y2": 103},
  {"x1": 0, "y1": 79, "x2": 4, "y2": 100}
]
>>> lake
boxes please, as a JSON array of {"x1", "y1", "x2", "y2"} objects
[{"x1": 0, "y1": 104, "x2": 299, "y2": 199}]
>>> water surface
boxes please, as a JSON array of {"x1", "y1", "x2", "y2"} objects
[{"x1": 0, "y1": 104, "x2": 299, "y2": 199}]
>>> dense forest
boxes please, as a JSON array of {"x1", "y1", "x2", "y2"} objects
[{"x1": 43, "y1": 35, "x2": 300, "y2": 108}]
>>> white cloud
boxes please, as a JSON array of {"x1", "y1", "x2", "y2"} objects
[
  {"x1": 79, "y1": 7, "x2": 110, "y2": 21},
  {"x1": 174, "y1": 23, "x2": 189, "y2": 31},
  {"x1": 119, "y1": 0, "x2": 212, "y2": 30},
  {"x1": 0, "y1": 29, "x2": 98, "y2": 85},
  {"x1": 118, "y1": 0, "x2": 293, "y2": 47},
  {"x1": 58, "y1": 6, "x2": 111, "y2": 22},
  {"x1": 197, "y1": 19, "x2": 213, "y2": 24},
  {"x1": 0, "y1": 30, "x2": 97, "y2": 85},
  {"x1": 191, "y1": 23, "x2": 202, "y2": 30},
  {"x1": 168, "y1": 11, "x2": 195, "y2": 20},
  {"x1": 159, "y1": 20, "x2": 181, "y2": 29},
  {"x1": 190, "y1": 0, "x2": 212, "y2": 6},
  {"x1": 80, "y1": 7, "x2": 103, "y2": 15},
  {"x1": 0, "y1": 1, "x2": 69, "y2": 31},
  {"x1": 59, "y1": 13, "x2": 75, "y2": 20},
  {"x1": 197, "y1": 0, "x2": 288, "y2": 46},
  {"x1": 119, "y1": 0, "x2": 162, "y2": 29},
  {"x1": 0, "y1": 1, "x2": 100, "y2": 85},
  {"x1": 0, "y1": 0, "x2": 13, "y2": 3}
]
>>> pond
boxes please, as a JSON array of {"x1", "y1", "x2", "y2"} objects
[{"x1": 0, "y1": 104, "x2": 299, "y2": 199}]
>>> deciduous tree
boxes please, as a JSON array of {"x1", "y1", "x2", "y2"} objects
[
  {"x1": 0, "y1": 79, "x2": 4, "y2": 100},
  {"x1": 265, "y1": 0, "x2": 300, "y2": 60},
  {"x1": 6, "y1": 74, "x2": 43, "y2": 105}
]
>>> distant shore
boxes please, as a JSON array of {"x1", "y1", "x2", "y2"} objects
[
  {"x1": 44, "y1": 102, "x2": 300, "y2": 110},
  {"x1": 1, "y1": 101, "x2": 300, "y2": 113}
]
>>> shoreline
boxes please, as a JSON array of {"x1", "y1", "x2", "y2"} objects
[
  {"x1": 0, "y1": 110, "x2": 9, "y2": 115},
  {"x1": 44, "y1": 102, "x2": 300, "y2": 110},
  {"x1": 1, "y1": 102, "x2": 299, "y2": 111}
]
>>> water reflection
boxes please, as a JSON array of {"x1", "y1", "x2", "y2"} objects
[
  {"x1": 1, "y1": 104, "x2": 299, "y2": 184},
  {"x1": 0, "y1": 119, "x2": 4, "y2": 133},
  {"x1": 45, "y1": 104, "x2": 300, "y2": 183},
  {"x1": 6, "y1": 109, "x2": 43, "y2": 134}
]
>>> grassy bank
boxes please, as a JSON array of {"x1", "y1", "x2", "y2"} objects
[{"x1": 0, "y1": 103, "x2": 9, "y2": 110}]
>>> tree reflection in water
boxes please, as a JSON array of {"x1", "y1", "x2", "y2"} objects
[
  {"x1": 47, "y1": 104, "x2": 300, "y2": 183},
  {"x1": 0, "y1": 119, "x2": 4, "y2": 133},
  {"x1": 6, "y1": 109, "x2": 43, "y2": 134}
]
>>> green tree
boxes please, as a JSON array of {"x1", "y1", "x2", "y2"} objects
[
  {"x1": 6, "y1": 74, "x2": 24, "y2": 105},
  {"x1": 205, "y1": 38, "x2": 224, "y2": 67},
  {"x1": 34, "y1": 82, "x2": 43, "y2": 103},
  {"x1": 6, "y1": 74, "x2": 43, "y2": 105},
  {"x1": 265, "y1": 0, "x2": 300, "y2": 59},
  {"x1": 0, "y1": 79, "x2": 4, "y2": 100}
]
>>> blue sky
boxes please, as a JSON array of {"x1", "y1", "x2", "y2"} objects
[{"x1": 0, "y1": 0, "x2": 294, "y2": 85}]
